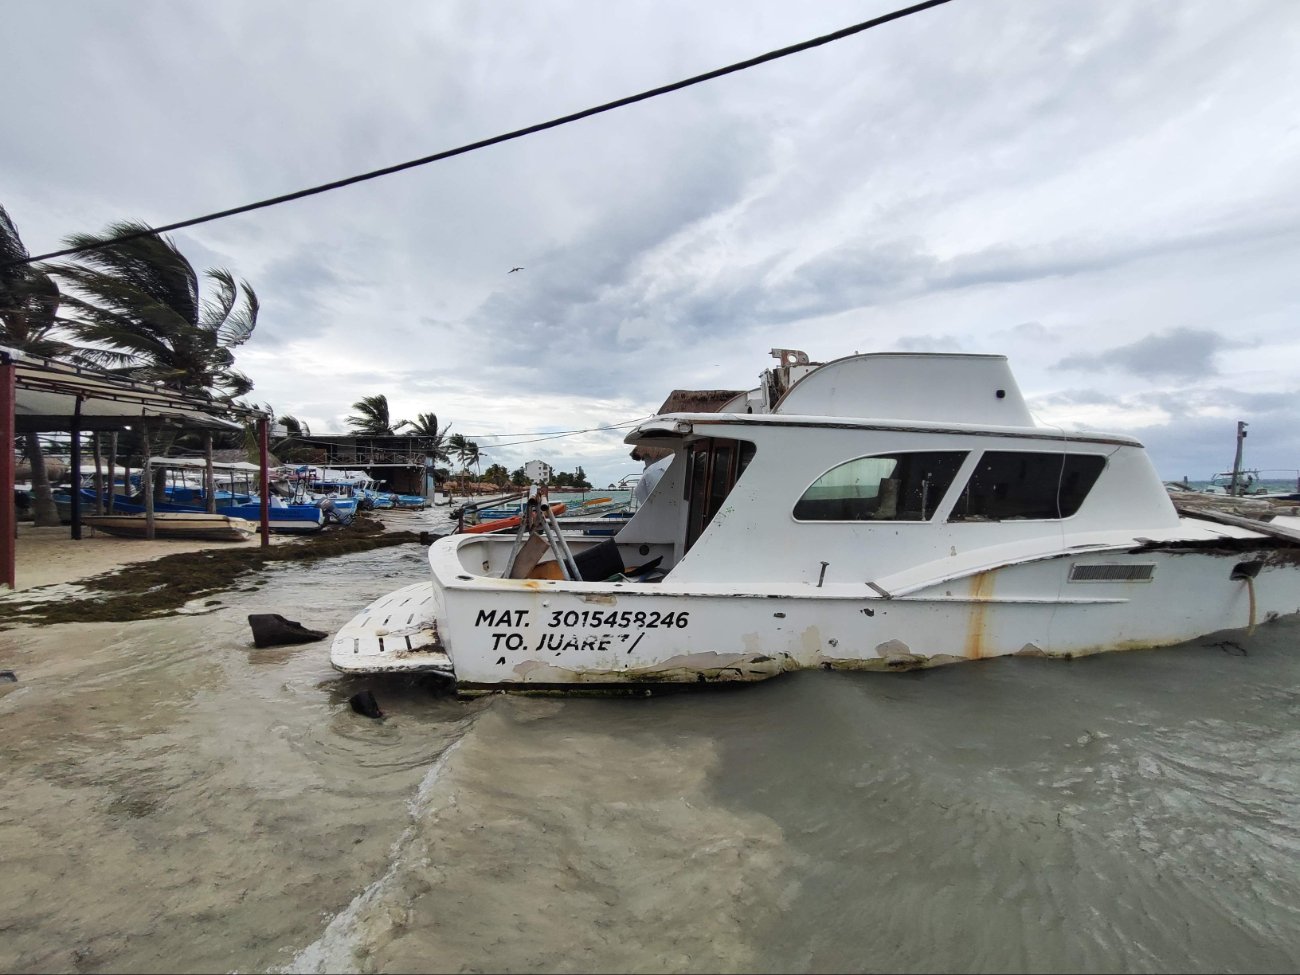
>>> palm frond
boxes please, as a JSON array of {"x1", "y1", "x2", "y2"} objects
[
  {"x1": 58, "y1": 222, "x2": 199, "y2": 323},
  {"x1": 346, "y1": 394, "x2": 396, "y2": 434},
  {"x1": 49, "y1": 221, "x2": 259, "y2": 396},
  {"x1": 215, "y1": 279, "x2": 257, "y2": 348},
  {"x1": 199, "y1": 269, "x2": 237, "y2": 334}
]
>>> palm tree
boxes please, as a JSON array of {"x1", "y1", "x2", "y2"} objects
[
  {"x1": 446, "y1": 432, "x2": 469, "y2": 496},
  {"x1": 0, "y1": 205, "x2": 74, "y2": 525},
  {"x1": 463, "y1": 439, "x2": 483, "y2": 492},
  {"x1": 397, "y1": 411, "x2": 452, "y2": 460},
  {"x1": 346, "y1": 394, "x2": 404, "y2": 436},
  {"x1": 51, "y1": 221, "x2": 258, "y2": 403},
  {"x1": 396, "y1": 411, "x2": 452, "y2": 494},
  {"x1": 446, "y1": 432, "x2": 483, "y2": 496}
]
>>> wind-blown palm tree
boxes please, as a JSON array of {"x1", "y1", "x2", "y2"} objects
[
  {"x1": 397, "y1": 411, "x2": 453, "y2": 495},
  {"x1": 275, "y1": 413, "x2": 310, "y2": 444},
  {"x1": 464, "y1": 440, "x2": 483, "y2": 481},
  {"x1": 346, "y1": 394, "x2": 404, "y2": 436},
  {"x1": 397, "y1": 412, "x2": 452, "y2": 462},
  {"x1": 0, "y1": 205, "x2": 74, "y2": 525},
  {"x1": 51, "y1": 221, "x2": 258, "y2": 402},
  {"x1": 447, "y1": 432, "x2": 484, "y2": 496}
]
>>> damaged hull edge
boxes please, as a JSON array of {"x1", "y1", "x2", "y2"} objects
[{"x1": 329, "y1": 550, "x2": 1299, "y2": 695}]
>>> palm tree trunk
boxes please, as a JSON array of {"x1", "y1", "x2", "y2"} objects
[
  {"x1": 23, "y1": 433, "x2": 61, "y2": 527},
  {"x1": 141, "y1": 422, "x2": 154, "y2": 540}
]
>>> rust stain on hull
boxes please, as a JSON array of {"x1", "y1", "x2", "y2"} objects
[{"x1": 964, "y1": 570, "x2": 995, "y2": 659}]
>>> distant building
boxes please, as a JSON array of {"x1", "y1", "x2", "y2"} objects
[
  {"x1": 286, "y1": 434, "x2": 437, "y2": 497},
  {"x1": 524, "y1": 459, "x2": 553, "y2": 484}
]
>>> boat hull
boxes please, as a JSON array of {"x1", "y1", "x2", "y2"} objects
[
  {"x1": 331, "y1": 538, "x2": 1300, "y2": 692},
  {"x1": 83, "y1": 513, "x2": 256, "y2": 542}
]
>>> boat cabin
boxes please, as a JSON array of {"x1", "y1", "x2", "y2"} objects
[{"x1": 456, "y1": 351, "x2": 1179, "y2": 590}]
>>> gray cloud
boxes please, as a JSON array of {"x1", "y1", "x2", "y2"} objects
[
  {"x1": 4, "y1": 0, "x2": 1299, "y2": 486},
  {"x1": 1053, "y1": 327, "x2": 1237, "y2": 379}
]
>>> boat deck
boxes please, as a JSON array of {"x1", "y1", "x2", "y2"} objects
[{"x1": 330, "y1": 582, "x2": 454, "y2": 676}]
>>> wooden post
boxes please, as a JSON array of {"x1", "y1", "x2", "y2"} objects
[
  {"x1": 141, "y1": 420, "x2": 154, "y2": 541},
  {"x1": 70, "y1": 397, "x2": 83, "y2": 540},
  {"x1": 258, "y1": 415, "x2": 270, "y2": 547},
  {"x1": 92, "y1": 431, "x2": 104, "y2": 515},
  {"x1": 107, "y1": 431, "x2": 118, "y2": 514},
  {"x1": 205, "y1": 432, "x2": 216, "y2": 513},
  {"x1": 0, "y1": 353, "x2": 15, "y2": 590}
]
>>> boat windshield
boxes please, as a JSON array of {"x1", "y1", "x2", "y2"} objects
[
  {"x1": 948, "y1": 451, "x2": 1105, "y2": 521},
  {"x1": 794, "y1": 451, "x2": 967, "y2": 522}
]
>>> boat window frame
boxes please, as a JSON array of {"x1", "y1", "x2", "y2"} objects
[
  {"x1": 946, "y1": 449, "x2": 1108, "y2": 522},
  {"x1": 791, "y1": 450, "x2": 970, "y2": 523},
  {"x1": 683, "y1": 436, "x2": 757, "y2": 552}
]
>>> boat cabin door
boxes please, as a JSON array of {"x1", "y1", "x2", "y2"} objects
[{"x1": 684, "y1": 437, "x2": 756, "y2": 553}]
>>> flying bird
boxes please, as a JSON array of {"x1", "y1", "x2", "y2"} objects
[{"x1": 508, "y1": 266, "x2": 524, "y2": 273}]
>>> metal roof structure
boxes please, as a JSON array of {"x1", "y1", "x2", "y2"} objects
[
  {"x1": 0, "y1": 348, "x2": 274, "y2": 587},
  {"x1": 2, "y1": 346, "x2": 260, "y2": 433}
]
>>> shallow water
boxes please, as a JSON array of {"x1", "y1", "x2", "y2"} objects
[{"x1": 1, "y1": 508, "x2": 1297, "y2": 973}]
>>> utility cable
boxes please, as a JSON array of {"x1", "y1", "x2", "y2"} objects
[
  {"x1": 5, "y1": 0, "x2": 955, "y2": 268},
  {"x1": 281, "y1": 416, "x2": 651, "y2": 452}
]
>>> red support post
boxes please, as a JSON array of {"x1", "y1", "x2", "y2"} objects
[
  {"x1": 0, "y1": 355, "x2": 14, "y2": 590},
  {"x1": 258, "y1": 416, "x2": 270, "y2": 548}
]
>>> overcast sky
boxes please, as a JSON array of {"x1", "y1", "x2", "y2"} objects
[{"x1": 4, "y1": 0, "x2": 1299, "y2": 488}]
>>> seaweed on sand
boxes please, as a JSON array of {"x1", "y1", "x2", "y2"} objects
[{"x1": 0, "y1": 515, "x2": 424, "y2": 627}]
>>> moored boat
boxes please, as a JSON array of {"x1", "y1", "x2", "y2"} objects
[
  {"x1": 332, "y1": 348, "x2": 1300, "y2": 694},
  {"x1": 83, "y1": 512, "x2": 257, "y2": 542}
]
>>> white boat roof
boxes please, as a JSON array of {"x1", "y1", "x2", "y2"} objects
[
  {"x1": 774, "y1": 352, "x2": 1035, "y2": 426},
  {"x1": 625, "y1": 352, "x2": 1141, "y2": 447},
  {"x1": 625, "y1": 412, "x2": 1142, "y2": 448}
]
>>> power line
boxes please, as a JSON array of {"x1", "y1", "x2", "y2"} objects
[
  {"x1": 282, "y1": 417, "x2": 651, "y2": 452},
  {"x1": 5, "y1": 0, "x2": 955, "y2": 269},
  {"x1": 469, "y1": 422, "x2": 653, "y2": 450},
  {"x1": 460, "y1": 419, "x2": 648, "y2": 440}
]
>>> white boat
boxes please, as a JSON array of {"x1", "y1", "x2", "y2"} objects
[
  {"x1": 83, "y1": 511, "x2": 257, "y2": 542},
  {"x1": 1201, "y1": 470, "x2": 1300, "y2": 500},
  {"x1": 332, "y1": 349, "x2": 1300, "y2": 694}
]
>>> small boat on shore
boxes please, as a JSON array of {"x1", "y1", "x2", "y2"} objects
[
  {"x1": 83, "y1": 512, "x2": 257, "y2": 542},
  {"x1": 460, "y1": 502, "x2": 566, "y2": 535},
  {"x1": 333, "y1": 348, "x2": 1300, "y2": 694}
]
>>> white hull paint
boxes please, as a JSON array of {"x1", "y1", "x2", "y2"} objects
[{"x1": 331, "y1": 534, "x2": 1299, "y2": 692}]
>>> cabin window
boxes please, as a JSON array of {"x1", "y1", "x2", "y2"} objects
[
  {"x1": 948, "y1": 451, "x2": 1105, "y2": 521},
  {"x1": 684, "y1": 437, "x2": 756, "y2": 551},
  {"x1": 793, "y1": 451, "x2": 967, "y2": 522}
]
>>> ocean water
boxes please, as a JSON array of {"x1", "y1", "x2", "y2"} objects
[{"x1": 0, "y1": 506, "x2": 1297, "y2": 974}]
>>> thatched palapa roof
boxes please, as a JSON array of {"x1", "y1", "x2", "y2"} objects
[{"x1": 630, "y1": 388, "x2": 747, "y2": 463}]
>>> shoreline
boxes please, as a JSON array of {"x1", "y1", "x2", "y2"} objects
[
  {"x1": 0, "y1": 511, "x2": 440, "y2": 628},
  {"x1": 8, "y1": 522, "x2": 290, "y2": 592}
]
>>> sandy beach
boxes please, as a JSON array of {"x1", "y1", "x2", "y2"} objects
[{"x1": 8, "y1": 522, "x2": 282, "y2": 591}]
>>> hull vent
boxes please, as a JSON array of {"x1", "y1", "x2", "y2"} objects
[{"x1": 1069, "y1": 563, "x2": 1156, "y2": 583}]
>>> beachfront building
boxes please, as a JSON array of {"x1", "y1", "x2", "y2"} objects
[{"x1": 287, "y1": 434, "x2": 437, "y2": 498}]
